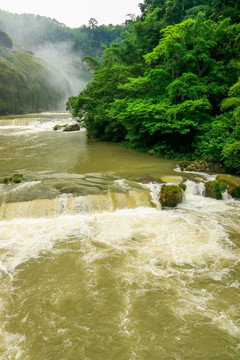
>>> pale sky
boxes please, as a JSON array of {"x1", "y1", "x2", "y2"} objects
[{"x1": 0, "y1": 0, "x2": 142, "y2": 28}]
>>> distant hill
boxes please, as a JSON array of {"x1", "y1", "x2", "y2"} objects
[
  {"x1": 0, "y1": 29, "x2": 13, "y2": 48},
  {"x1": 0, "y1": 30, "x2": 70, "y2": 115},
  {"x1": 0, "y1": 10, "x2": 124, "y2": 58},
  {"x1": 0, "y1": 10, "x2": 125, "y2": 95}
]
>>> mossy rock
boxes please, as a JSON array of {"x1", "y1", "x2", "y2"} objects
[
  {"x1": 0, "y1": 173, "x2": 38, "y2": 185},
  {"x1": 1, "y1": 173, "x2": 24, "y2": 184},
  {"x1": 179, "y1": 183, "x2": 187, "y2": 191},
  {"x1": 216, "y1": 175, "x2": 240, "y2": 199},
  {"x1": 160, "y1": 185, "x2": 183, "y2": 207},
  {"x1": 2, "y1": 177, "x2": 11, "y2": 184},
  {"x1": 53, "y1": 124, "x2": 68, "y2": 131},
  {"x1": 12, "y1": 173, "x2": 24, "y2": 183},
  {"x1": 205, "y1": 181, "x2": 227, "y2": 200}
]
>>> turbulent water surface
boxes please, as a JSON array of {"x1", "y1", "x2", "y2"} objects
[{"x1": 0, "y1": 112, "x2": 239, "y2": 359}]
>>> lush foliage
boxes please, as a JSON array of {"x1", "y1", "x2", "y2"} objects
[{"x1": 68, "y1": 0, "x2": 240, "y2": 174}]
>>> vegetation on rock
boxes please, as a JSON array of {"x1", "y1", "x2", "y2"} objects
[
  {"x1": 0, "y1": 173, "x2": 38, "y2": 185},
  {"x1": 205, "y1": 181, "x2": 227, "y2": 200},
  {"x1": 216, "y1": 175, "x2": 240, "y2": 198},
  {"x1": 160, "y1": 185, "x2": 183, "y2": 207}
]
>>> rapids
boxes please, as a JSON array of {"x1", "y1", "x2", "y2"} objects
[{"x1": 0, "y1": 112, "x2": 239, "y2": 359}]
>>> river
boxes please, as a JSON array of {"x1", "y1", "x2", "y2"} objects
[{"x1": 0, "y1": 112, "x2": 239, "y2": 359}]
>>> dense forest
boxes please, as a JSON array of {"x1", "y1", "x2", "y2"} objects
[
  {"x1": 67, "y1": 0, "x2": 240, "y2": 174},
  {"x1": 0, "y1": 10, "x2": 125, "y2": 59}
]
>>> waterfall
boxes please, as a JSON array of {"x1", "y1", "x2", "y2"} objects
[
  {"x1": 0, "y1": 189, "x2": 153, "y2": 220},
  {"x1": 0, "y1": 118, "x2": 39, "y2": 126}
]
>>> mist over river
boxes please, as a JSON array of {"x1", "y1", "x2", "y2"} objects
[{"x1": 0, "y1": 112, "x2": 240, "y2": 359}]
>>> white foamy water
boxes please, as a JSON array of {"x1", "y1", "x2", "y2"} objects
[
  {"x1": 0, "y1": 114, "x2": 76, "y2": 134},
  {"x1": 0, "y1": 197, "x2": 239, "y2": 360}
]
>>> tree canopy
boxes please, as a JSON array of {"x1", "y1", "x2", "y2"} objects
[{"x1": 67, "y1": 0, "x2": 240, "y2": 174}]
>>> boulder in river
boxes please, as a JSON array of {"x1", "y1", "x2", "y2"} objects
[
  {"x1": 53, "y1": 124, "x2": 69, "y2": 131},
  {"x1": 160, "y1": 185, "x2": 184, "y2": 207},
  {"x1": 216, "y1": 175, "x2": 240, "y2": 199},
  {"x1": 63, "y1": 124, "x2": 80, "y2": 132},
  {"x1": 205, "y1": 180, "x2": 227, "y2": 200},
  {"x1": 205, "y1": 175, "x2": 240, "y2": 200}
]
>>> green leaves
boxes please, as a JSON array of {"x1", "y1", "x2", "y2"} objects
[
  {"x1": 144, "y1": 19, "x2": 194, "y2": 64},
  {"x1": 166, "y1": 72, "x2": 208, "y2": 102},
  {"x1": 68, "y1": 0, "x2": 240, "y2": 172}
]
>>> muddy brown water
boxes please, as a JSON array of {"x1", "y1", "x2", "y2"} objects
[{"x1": 0, "y1": 112, "x2": 239, "y2": 359}]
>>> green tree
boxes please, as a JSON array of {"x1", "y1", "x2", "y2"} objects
[{"x1": 68, "y1": 0, "x2": 240, "y2": 172}]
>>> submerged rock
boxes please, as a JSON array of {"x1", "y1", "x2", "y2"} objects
[
  {"x1": 161, "y1": 176, "x2": 184, "y2": 185},
  {"x1": 63, "y1": 124, "x2": 80, "y2": 132},
  {"x1": 1, "y1": 173, "x2": 24, "y2": 184},
  {"x1": 0, "y1": 173, "x2": 38, "y2": 185},
  {"x1": 160, "y1": 185, "x2": 184, "y2": 207},
  {"x1": 137, "y1": 176, "x2": 162, "y2": 184}
]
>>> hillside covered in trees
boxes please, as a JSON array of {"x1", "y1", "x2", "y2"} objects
[
  {"x1": 0, "y1": 10, "x2": 125, "y2": 115},
  {"x1": 0, "y1": 30, "x2": 70, "y2": 114},
  {"x1": 67, "y1": 0, "x2": 240, "y2": 174},
  {"x1": 0, "y1": 10, "x2": 124, "y2": 59},
  {"x1": 0, "y1": 10, "x2": 125, "y2": 92}
]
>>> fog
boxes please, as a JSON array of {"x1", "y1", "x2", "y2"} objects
[
  {"x1": 0, "y1": 10, "x2": 93, "y2": 104},
  {"x1": 34, "y1": 41, "x2": 92, "y2": 96}
]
